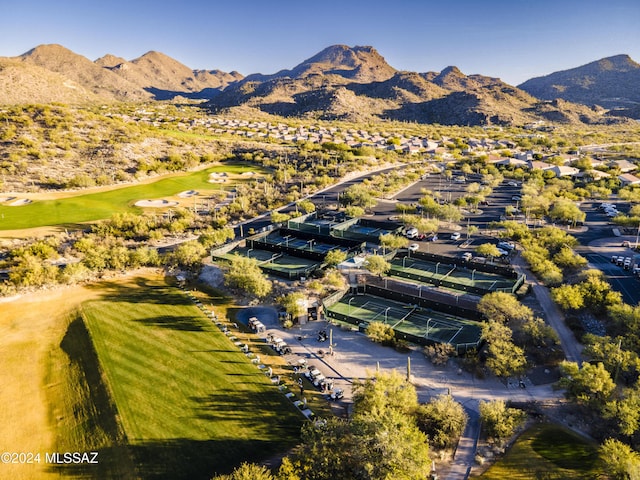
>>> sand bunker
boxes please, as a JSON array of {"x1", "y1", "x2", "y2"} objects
[
  {"x1": 8, "y1": 198, "x2": 32, "y2": 206},
  {"x1": 208, "y1": 172, "x2": 228, "y2": 183},
  {"x1": 178, "y1": 190, "x2": 199, "y2": 198},
  {"x1": 0, "y1": 196, "x2": 16, "y2": 203},
  {"x1": 241, "y1": 171, "x2": 256, "y2": 176},
  {"x1": 134, "y1": 199, "x2": 179, "y2": 208}
]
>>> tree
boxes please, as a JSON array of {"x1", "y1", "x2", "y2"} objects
[
  {"x1": 199, "y1": 227, "x2": 235, "y2": 249},
  {"x1": 352, "y1": 370, "x2": 419, "y2": 418},
  {"x1": 297, "y1": 199, "x2": 316, "y2": 214},
  {"x1": 9, "y1": 253, "x2": 59, "y2": 287},
  {"x1": 598, "y1": 438, "x2": 640, "y2": 480},
  {"x1": 211, "y1": 462, "x2": 274, "y2": 480},
  {"x1": 324, "y1": 249, "x2": 347, "y2": 267},
  {"x1": 344, "y1": 205, "x2": 365, "y2": 217},
  {"x1": 365, "y1": 321, "x2": 395, "y2": 345},
  {"x1": 559, "y1": 361, "x2": 616, "y2": 408},
  {"x1": 481, "y1": 321, "x2": 527, "y2": 378},
  {"x1": 603, "y1": 392, "x2": 640, "y2": 437},
  {"x1": 549, "y1": 199, "x2": 586, "y2": 227},
  {"x1": 553, "y1": 246, "x2": 587, "y2": 270},
  {"x1": 477, "y1": 292, "x2": 533, "y2": 326},
  {"x1": 475, "y1": 243, "x2": 502, "y2": 262},
  {"x1": 279, "y1": 292, "x2": 307, "y2": 321},
  {"x1": 283, "y1": 371, "x2": 431, "y2": 480},
  {"x1": 340, "y1": 183, "x2": 377, "y2": 211},
  {"x1": 479, "y1": 399, "x2": 526, "y2": 441},
  {"x1": 424, "y1": 343, "x2": 455, "y2": 366},
  {"x1": 171, "y1": 240, "x2": 207, "y2": 268},
  {"x1": 224, "y1": 255, "x2": 272, "y2": 298},
  {"x1": 364, "y1": 255, "x2": 391, "y2": 278},
  {"x1": 416, "y1": 394, "x2": 467, "y2": 449},
  {"x1": 271, "y1": 211, "x2": 291, "y2": 225},
  {"x1": 379, "y1": 233, "x2": 409, "y2": 252}
]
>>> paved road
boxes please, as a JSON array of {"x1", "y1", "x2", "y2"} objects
[{"x1": 511, "y1": 255, "x2": 584, "y2": 365}]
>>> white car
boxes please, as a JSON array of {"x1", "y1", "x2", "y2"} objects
[
  {"x1": 507, "y1": 181, "x2": 519, "y2": 187},
  {"x1": 405, "y1": 227, "x2": 418, "y2": 239},
  {"x1": 450, "y1": 232, "x2": 461, "y2": 240},
  {"x1": 497, "y1": 241, "x2": 515, "y2": 251},
  {"x1": 408, "y1": 243, "x2": 419, "y2": 252}
]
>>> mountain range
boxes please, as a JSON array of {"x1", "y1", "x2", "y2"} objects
[{"x1": 1, "y1": 43, "x2": 638, "y2": 126}]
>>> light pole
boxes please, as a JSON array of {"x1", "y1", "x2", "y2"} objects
[
  {"x1": 384, "y1": 307, "x2": 390, "y2": 323},
  {"x1": 635, "y1": 222, "x2": 640, "y2": 249},
  {"x1": 348, "y1": 297, "x2": 355, "y2": 314}
]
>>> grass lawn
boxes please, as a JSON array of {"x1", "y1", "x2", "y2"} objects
[
  {"x1": 0, "y1": 163, "x2": 261, "y2": 231},
  {"x1": 478, "y1": 422, "x2": 602, "y2": 479},
  {"x1": 81, "y1": 276, "x2": 303, "y2": 479}
]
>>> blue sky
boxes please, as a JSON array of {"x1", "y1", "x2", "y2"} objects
[{"x1": 1, "y1": 0, "x2": 639, "y2": 85}]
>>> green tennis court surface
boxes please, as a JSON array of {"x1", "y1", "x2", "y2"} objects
[
  {"x1": 327, "y1": 293, "x2": 482, "y2": 348},
  {"x1": 390, "y1": 256, "x2": 519, "y2": 294}
]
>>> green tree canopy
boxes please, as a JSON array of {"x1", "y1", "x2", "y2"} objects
[
  {"x1": 416, "y1": 394, "x2": 467, "y2": 449},
  {"x1": 598, "y1": 438, "x2": 640, "y2": 480},
  {"x1": 479, "y1": 399, "x2": 526, "y2": 441},
  {"x1": 379, "y1": 233, "x2": 409, "y2": 251},
  {"x1": 364, "y1": 255, "x2": 391, "y2": 277},
  {"x1": 224, "y1": 254, "x2": 272, "y2": 298},
  {"x1": 365, "y1": 321, "x2": 395, "y2": 345},
  {"x1": 559, "y1": 361, "x2": 616, "y2": 408},
  {"x1": 324, "y1": 249, "x2": 347, "y2": 267}
]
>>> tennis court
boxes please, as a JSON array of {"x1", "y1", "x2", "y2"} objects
[
  {"x1": 326, "y1": 293, "x2": 482, "y2": 348},
  {"x1": 331, "y1": 223, "x2": 396, "y2": 241},
  {"x1": 257, "y1": 232, "x2": 345, "y2": 254},
  {"x1": 390, "y1": 256, "x2": 520, "y2": 294},
  {"x1": 212, "y1": 246, "x2": 321, "y2": 279}
]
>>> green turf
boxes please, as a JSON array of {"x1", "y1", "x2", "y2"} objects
[
  {"x1": 0, "y1": 163, "x2": 261, "y2": 231},
  {"x1": 81, "y1": 277, "x2": 302, "y2": 479},
  {"x1": 479, "y1": 423, "x2": 601, "y2": 479}
]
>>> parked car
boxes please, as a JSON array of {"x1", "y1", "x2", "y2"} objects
[
  {"x1": 507, "y1": 181, "x2": 519, "y2": 187},
  {"x1": 451, "y1": 232, "x2": 461, "y2": 241},
  {"x1": 461, "y1": 252, "x2": 473, "y2": 261},
  {"x1": 405, "y1": 227, "x2": 418, "y2": 239},
  {"x1": 497, "y1": 241, "x2": 515, "y2": 251},
  {"x1": 512, "y1": 195, "x2": 522, "y2": 201},
  {"x1": 408, "y1": 243, "x2": 419, "y2": 252}
]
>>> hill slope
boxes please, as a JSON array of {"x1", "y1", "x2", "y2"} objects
[{"x1": 518, "y1": 54, "x2": 640, "y2": 110}]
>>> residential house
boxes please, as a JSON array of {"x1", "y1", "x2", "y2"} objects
[{"x1": 618, "y1": 173, "x2": 640, "y2": 186}]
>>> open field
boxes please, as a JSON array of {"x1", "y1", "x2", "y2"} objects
[
  {"x1": 0, "y1": 281, "x2": 114, "y2": 480},
  {"x1": 0, "y1": 272, "x2": 303, "y2": 479},
  {"x1": 478, "y1": 423, "x2": 602, "y2": 479},
  {"x1": 81, "y1": 276, "x2": 303, "y2": 479},
  {"x1": 0, "y1": 163, "x2": 262, "y2": 232}
]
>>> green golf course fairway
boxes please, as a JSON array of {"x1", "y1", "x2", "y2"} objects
[
  {"x1": 81, "y1": 276, "x2": 302, "y2": 479},
  {"x1": 0, "y1": 163, "x2": 261, "y2": 231}
]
